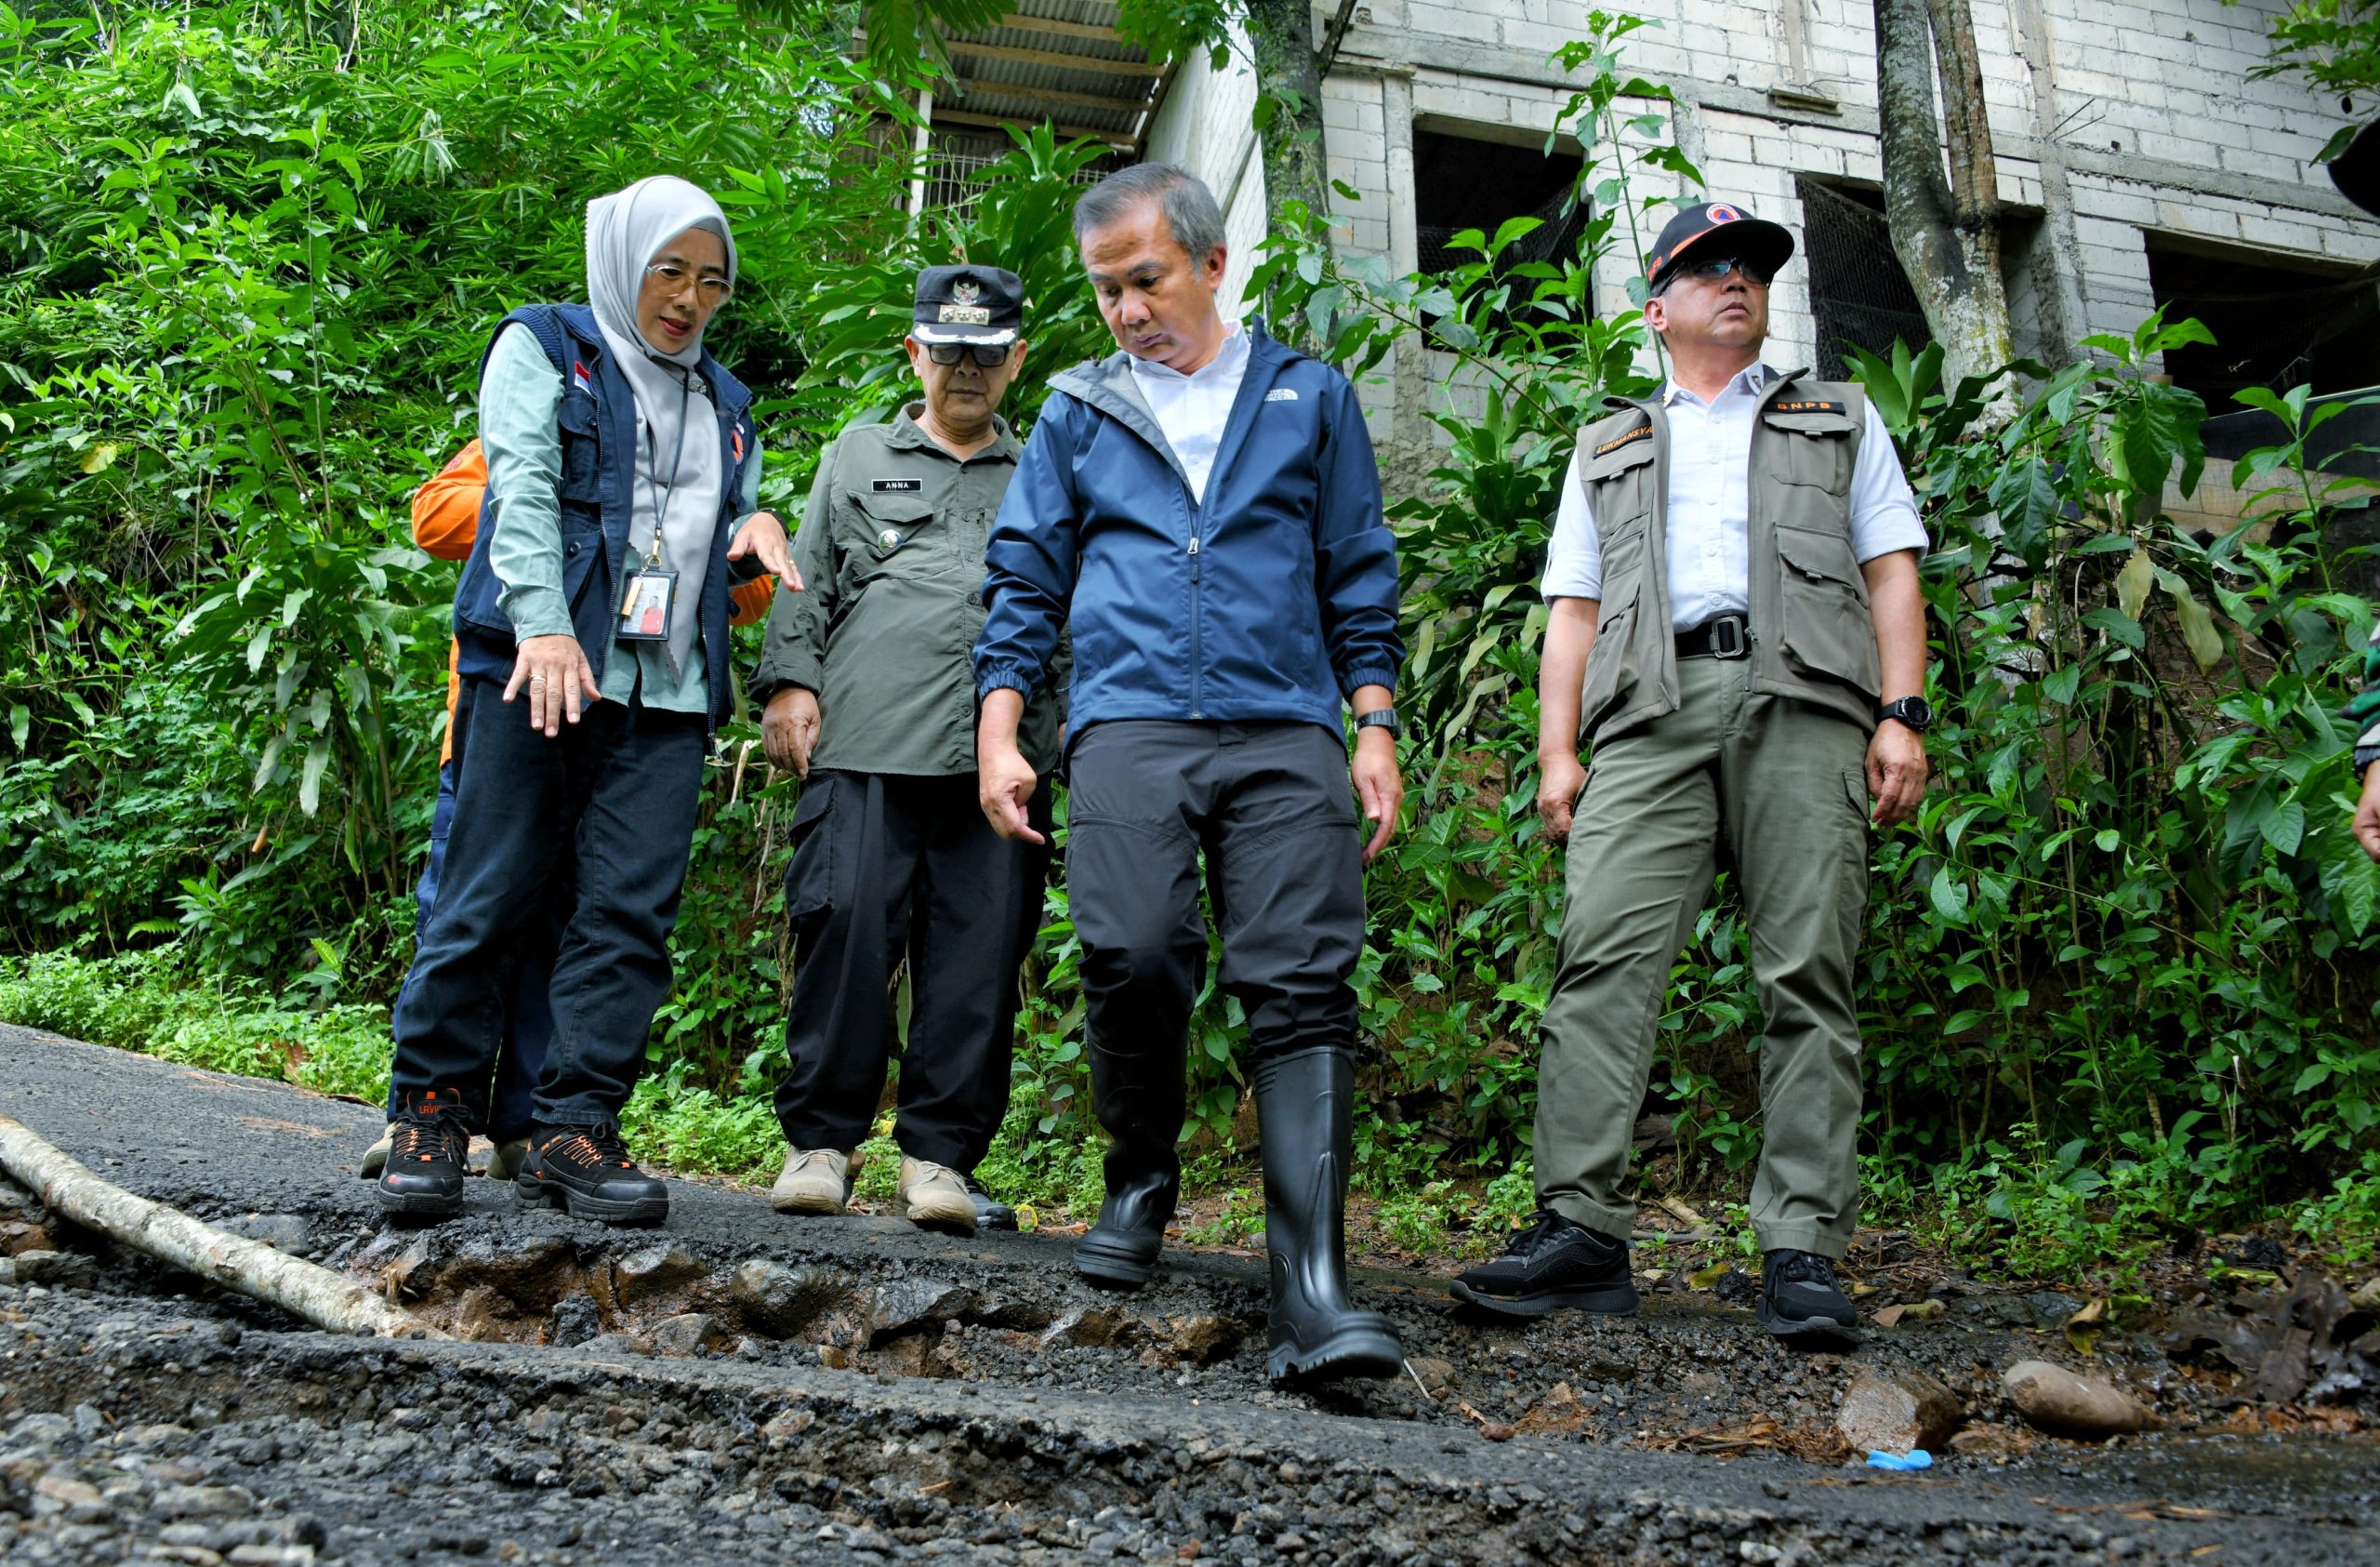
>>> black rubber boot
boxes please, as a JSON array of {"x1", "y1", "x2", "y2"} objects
[
  {"x1": 1073, "y1": 1035, "x2": 1185, "y2": 1289},
  {"x1": 1255, "y1": 1047, "x2": 1404, "y2": 1384}
]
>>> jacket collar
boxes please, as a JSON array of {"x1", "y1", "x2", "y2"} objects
[{"x1": 1051, "y1": 318, "x2": 1298, "y2": 495}]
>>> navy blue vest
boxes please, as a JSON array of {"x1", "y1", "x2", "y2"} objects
[{"x1": 450, "y1": 303, "x2": 758, "y2": 730}]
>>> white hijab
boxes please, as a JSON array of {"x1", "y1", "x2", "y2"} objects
[{"x1": 585, "y1": 176, "x2": 739, "y2": 680}]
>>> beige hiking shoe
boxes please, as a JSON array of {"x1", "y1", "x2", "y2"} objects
[
  {"x1": 897, "y1": 1157, "x2": 978, "y2": 1236},
  {"x1": 772, "y1": 1148, "x2": 864, "y2": 1215},
  {"x1": 486, "y1": 1137, "x2": 530, "y2": 1183},
  {"x1": 359, "y1": 1127, "x2": 393, "y2": 1179}
]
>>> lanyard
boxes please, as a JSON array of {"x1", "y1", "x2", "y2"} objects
[{"x1": 640, "y1": 371, "x2": 694, "y2": 569}]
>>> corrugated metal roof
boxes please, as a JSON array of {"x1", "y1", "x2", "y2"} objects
[{"x1": 937, "y1": 2, "x2": 1170, "y2": 150}]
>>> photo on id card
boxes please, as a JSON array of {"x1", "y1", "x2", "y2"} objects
[{"x1": 617, "y1": 567, "x2": 678, "y2": 642}]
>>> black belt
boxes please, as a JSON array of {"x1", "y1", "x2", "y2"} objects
[{"x1": 1676, "y1": 613, "x2": 1751, "y2": 660}]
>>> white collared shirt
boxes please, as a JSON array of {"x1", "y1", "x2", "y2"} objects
[
  {"x1": 1540, "y1": 362, "x2": 1926, "y2": 631},
  {"x1": 1129, "y1": 321, "x2": 1251, "y2": 504}
]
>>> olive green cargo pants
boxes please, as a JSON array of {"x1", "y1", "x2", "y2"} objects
[{"x1": 1536, "y1": 656, "x2": 1871, "y2": 1259}]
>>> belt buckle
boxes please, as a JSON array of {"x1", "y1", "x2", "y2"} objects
[{"x1": 1709, "y1": 615, "x2": 1749, "y2": 660}]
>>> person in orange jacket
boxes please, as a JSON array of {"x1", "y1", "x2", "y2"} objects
[{"x1": 361, "y1": 440, "x2": 774, "y2": 1177}]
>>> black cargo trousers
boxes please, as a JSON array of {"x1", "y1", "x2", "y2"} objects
[
  {"x1": 1064, "y1": 721, "x2": 1365, "y2": 1079},
  {"x1": 774, "y1": 771, "x2": 1054, "y2": 1170}
]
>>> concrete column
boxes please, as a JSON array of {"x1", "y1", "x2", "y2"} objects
[
  {"x1": 2008, "y1": 0, "x2": 2090, "y2": 366},
  {"x1": 1381, "y1": 70, "x2": 1432, "y2": 451}
]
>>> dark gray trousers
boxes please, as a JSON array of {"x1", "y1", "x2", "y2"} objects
[{"x1": 1064, "y1": 721, "x2": 1364, "y2": 1068}]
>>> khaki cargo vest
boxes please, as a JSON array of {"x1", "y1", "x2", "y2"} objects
[{"x1": 1570, "y1": 371, "x2": 1883, "y2": 744}]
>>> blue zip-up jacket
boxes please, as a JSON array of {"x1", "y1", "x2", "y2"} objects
[
  {"x1": 973, "y1": 321, "x2": 1402, "y2": 740},
  {"x1": 450, "y1": 303, "x2": 760, "y2": 732}
]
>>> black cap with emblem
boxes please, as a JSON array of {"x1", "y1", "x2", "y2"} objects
[
  {"x1": 1644, "y1": 201, "x2": 1796, "y2": 292},
  {"x1": 912, "y1": 264, "x2": 1024, "y2": 347}
]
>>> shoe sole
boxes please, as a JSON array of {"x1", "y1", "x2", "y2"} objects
[
  {"x1": 770, "y1": 1191, "x2": 850, "y2": 1216},
  {"x1": 1270, "y1": 1325, "x2": 1406, "y2": 1384},
  {"x1": 515, "y1": 1175, "x2": 668, "y2": 1227},
  {"x1": 375, "y1": 1186, "x2": 464, "y2": 1219},
  {"x1": 1074, "y1": 1232, "x2": 1161, "y2": 1290},
  {"x1": 1756, "y1": 1299, "x2": 1860, "y2": 1344},
  {"x1": 1448, "y1": 1279, "x2": 1641, "y2": 1319}
]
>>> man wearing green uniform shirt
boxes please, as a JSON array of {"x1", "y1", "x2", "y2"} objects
[{"x1": 752, "y1": 265, "x2": 1063, "y2": 1236}]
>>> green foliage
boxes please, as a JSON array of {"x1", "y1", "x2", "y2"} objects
[
  {"x1": 2, "y1": 3, "x2": 2373, "y2": 1272},
  {"x1": 1245, "y1": 20, "x2": 2380, "y2": 1264},
  {"x1": 0, "y1": 948, "x2": 390, "y2": 1102},
  {"x1": 2228, "y1": 0, "x2": 2380, "y2": 160}
]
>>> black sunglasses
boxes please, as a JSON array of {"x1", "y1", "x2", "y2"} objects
[
  {"x1": 923, "y1": 341, "x2": 1015, "y2": 366},
  {"x1": 1666, "y1": 255, "x2": 1773, "y2": 287}
]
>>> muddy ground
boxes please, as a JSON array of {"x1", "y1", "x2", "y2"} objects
[{"x1": 0, "y1": 1023, "x2": 2373, "y2": 1565}]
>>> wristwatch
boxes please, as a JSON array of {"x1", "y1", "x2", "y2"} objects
[
  {"x1": 1355, "y1": 709, "x2": 1401, "y2": 739},
  {"x1": 1876, "y1": 696, "x2": 1935, "y2": 733}
]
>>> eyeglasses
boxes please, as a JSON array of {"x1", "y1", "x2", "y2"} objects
[
  {"x1": 923, "y1": 341, "x2": 1015, "y2": 367},
  {"x1": 1668, "y1": 255, "x2": 1772, "y2": 287},
  {"x1": 643, "y1": 261, "x2": 734, "y2": 304}
]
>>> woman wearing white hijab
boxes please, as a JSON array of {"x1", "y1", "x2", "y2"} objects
[{"x1": 382, "y1": 176, "x2": 797, "y2": 1226}]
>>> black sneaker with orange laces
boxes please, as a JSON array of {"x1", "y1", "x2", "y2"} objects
[
  {"x1": 376, "y1": 1088, "x2": 473, "y2": 1218},
  {"x1": 516, "y1": 1122, "x2": 668, "y2": 1226}
]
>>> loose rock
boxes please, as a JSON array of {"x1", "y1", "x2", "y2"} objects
[
  {"x1": 2001, "y1": 1360, "x2": 2153, "y2": 1439},
  {"x1": 0, "y1": 1251, "x2": 96, "y2": 1290},
  {"x1": 730, "y1": 1261, "x2": 851, "y2": 1339},
  {"x1": 1040, "y1": 1307, "x2": 1138, "y2": 1350},
  {"x1": 152, "y1": 1484, "x2": 255, "y2": 1520},
  {"x1": 866, "y1": 1280, "x2": 974, "y2": 1343},
  {"x1": 613, "y1": 1244, "x2": 703, "y2": 1305},
  {"x1": 650, "y1": 1313, "x2": 732, "y2": 1358},
  {"x1": 1836, "y1": 1369, "x2": 1963, "y2": 1454}
]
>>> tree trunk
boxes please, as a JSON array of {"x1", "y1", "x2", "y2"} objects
[
  {"x1": 1241, "y1": 0, "x2": 1332, "y2": 242},
  {"x1": 0, "y1": 1112, "x2": 440, "y2": 1339},
  {"x1": 1872, "y1": 0, "x2": 2016, "y2": 400}
]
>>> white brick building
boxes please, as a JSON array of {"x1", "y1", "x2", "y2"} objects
[{"x1": 1137, "y1": 0, "x2": 2380, "y2": 450}]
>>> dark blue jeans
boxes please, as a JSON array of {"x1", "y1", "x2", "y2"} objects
[
  {"x1": 390, "y1": 678, "x2": 707, "y2": 1129},
  {"x1": 385, "y1": 722, "x2": 556, "y2": 1141}
]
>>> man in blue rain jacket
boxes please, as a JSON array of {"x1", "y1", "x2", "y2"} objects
[{"x1": 972, "y1": 163, "x2": 1407, "y2": 1386}]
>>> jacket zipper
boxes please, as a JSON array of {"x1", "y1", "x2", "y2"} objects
[{"x1": 1186, "y1": 501, "x2": 1204, "y2": 720}]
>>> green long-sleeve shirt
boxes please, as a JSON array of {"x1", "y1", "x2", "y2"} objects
[
  {"x1": 480, "y1": 324, "x2": 764, "y2": 714},
  {"x1": 750, "y1": 406, "x2": 1063, "y2": 776}
]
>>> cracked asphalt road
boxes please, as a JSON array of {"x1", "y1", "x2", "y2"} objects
[{"x1": 1, "y1": 1022, "x2": 2374, "y2": 1565}]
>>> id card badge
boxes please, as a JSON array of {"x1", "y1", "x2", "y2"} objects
[{"x1": 615, "y1": 567, "x2": 680, "y2": 643}]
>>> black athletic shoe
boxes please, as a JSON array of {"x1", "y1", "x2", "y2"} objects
[
  {"x1": 1449, "y1": 1209, "x2": 1638, "y2": 1318},
  {"x1": 516, "y1": 1123, "x2": 668, "y2": 1226},
  {"x1": 375, "y1": 1088, "x2": 472, "y2": 1218},
  {"x1": 1756, "y1": 1249, "x2": 1860, "y2": 1342},
  {"x1": 961, "y1": 1174, "x2": 1019, "y2": 1233}
]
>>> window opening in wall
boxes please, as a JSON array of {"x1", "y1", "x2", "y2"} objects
[
  {"x1": 1798, "y1": 179, "x2": 1932, "y2": 379},
  {"x1": 1797, "y1": 178, "x2": 2047, "y2": 379},
  {"x1": 2145, "y1": 234, "x2": 2380, "y2": 410},
  {"x1": 1412, "y1": 125, "x2": 1587, "y2": 326}
]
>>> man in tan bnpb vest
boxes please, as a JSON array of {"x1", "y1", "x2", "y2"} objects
[{"x1": 1453, "y1": 203, "x2": 1933, "y2": 1340}]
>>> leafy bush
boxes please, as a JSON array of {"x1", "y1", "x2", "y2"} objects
[{"x1": 2, "y1": 2, "x2": 2373, "y2": 1266}]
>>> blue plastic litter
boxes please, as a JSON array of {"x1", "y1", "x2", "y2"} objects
[{"x1": 1865, "y1": 1450, "x2": 1935, "y2": 1471}]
